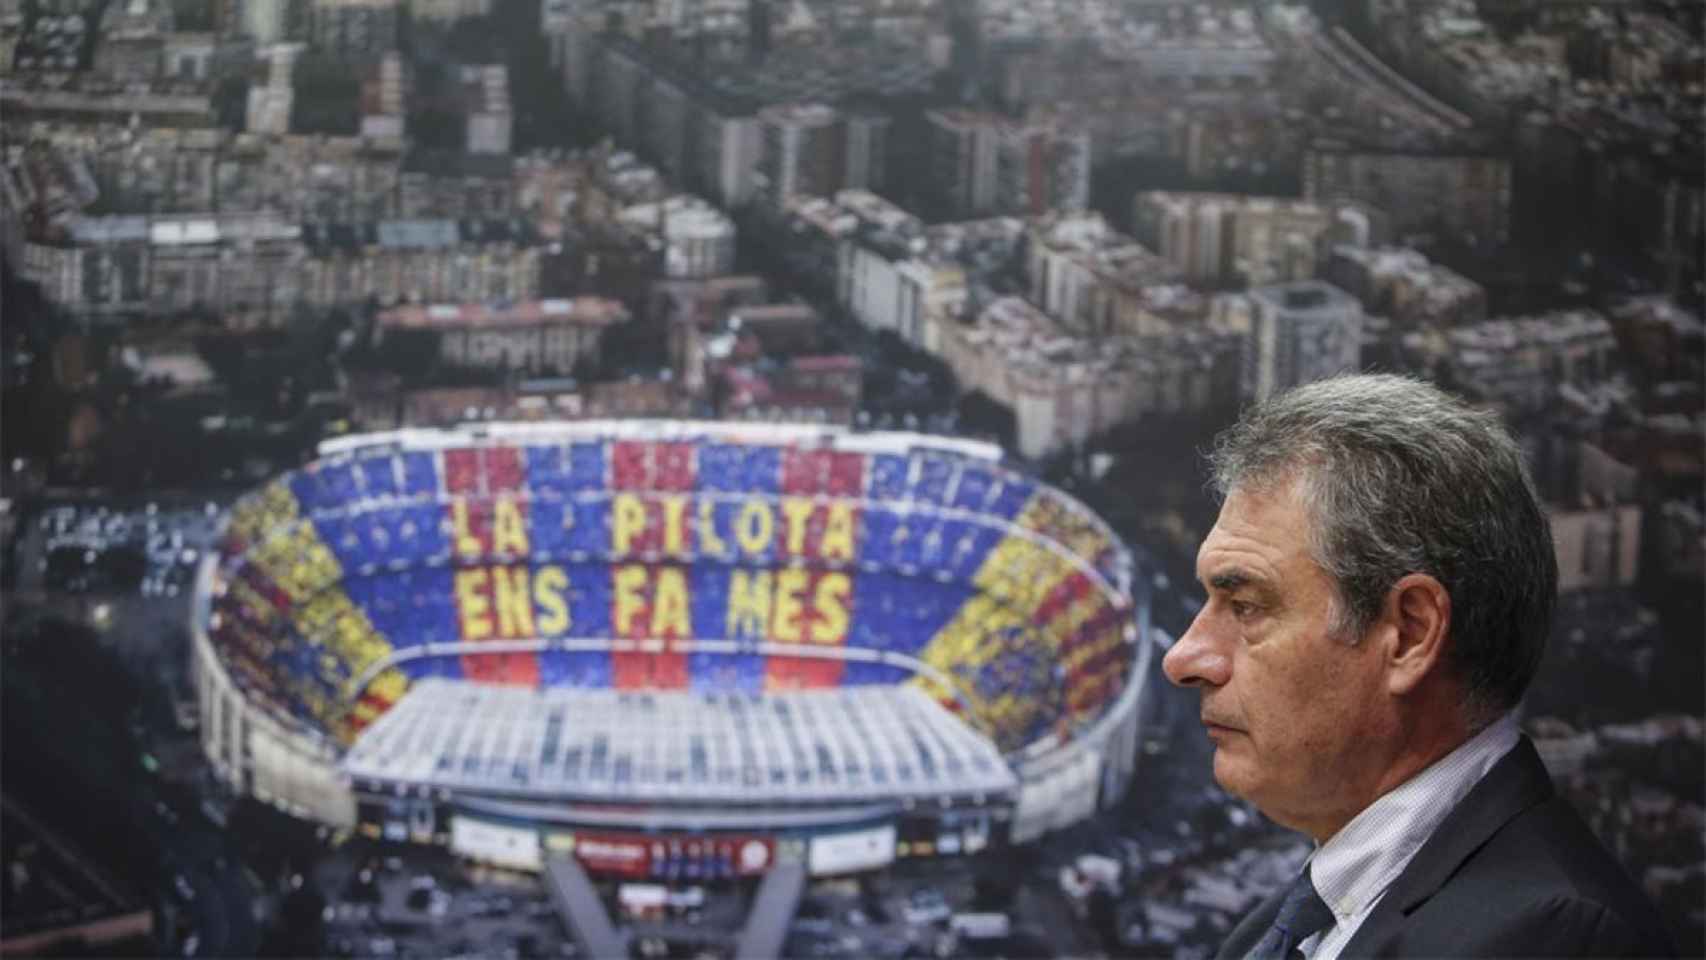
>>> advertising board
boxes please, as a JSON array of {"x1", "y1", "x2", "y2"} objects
[
  {"x1": 807, "y1": 824, "x2": 896, "y2": 876},
  {"x1": 451, "y1": 816, "x2": 543, "y2": 872},
  {"x1": 559, "y1": 831, "x2": 775, "y2": 879}
]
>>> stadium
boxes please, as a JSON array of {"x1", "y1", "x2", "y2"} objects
[{"x1": 191, "y1": 421, "x2": 1152, "y2": 880}]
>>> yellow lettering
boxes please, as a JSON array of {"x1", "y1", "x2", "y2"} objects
[
  {"x1": 698, "y1": 500, "x2": 727, "y2": 558},
  {"x1": 662, "y1": 497, "x2": 689, "y2": 556},
  {"x1": 534, "y1": 565, "x2": 571, "y2": 635},
  {"x1": 612, "y1": 494, "x2": 647, "y2": 555},
  {"x1": 651, "y1": 567, "x2": 690, "y2": 639},
  {"x1": 735, "y1": 501, "x2": 773, "y2": 558},
  {"x1": 454, "y1": 568, "x2": 492, "y2": 640},
  {"x1": 821, "y1": 503, "x2": 855, "y2": 562},
  {"x1": 781, "y1": 498, "x2": 813, "y2": 556},
  {"x1": 450, "y1": 499, "x2": 482, "y2": 559},
  {"x1": 493, "y1": 566, "x2": 535, "y2": 638},
  {"x1": 772, "y1": 568, "x2": 808, "y2": 643},
  {"x1": 810, "y1": 573, "x2": 851, "y2": 643},
  {"x1": 492, "y1": 496, "x2": 529, "y2": 555},
  {"x1": 725, "y1": 569, "x2": 772, "y2": 639},
  {"x1": 613, "y1": 564, "x2": 647, "y2": 635}
]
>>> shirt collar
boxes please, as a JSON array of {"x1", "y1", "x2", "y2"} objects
[{"x1": 1308, "y1": 712, "x2": 1522, "y2": 923}]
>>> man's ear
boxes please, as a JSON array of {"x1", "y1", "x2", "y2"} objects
[{"x1": 1383, "y1": 573, "x2": 1451, "y2": 697}]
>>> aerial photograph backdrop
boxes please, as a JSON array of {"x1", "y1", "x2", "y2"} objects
[{"x1": 0, "y1": 0, "x2": 1701, "y2": 956}]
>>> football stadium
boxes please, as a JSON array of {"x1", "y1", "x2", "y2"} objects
[{"x1": 191, "y1": 421, "x2": 1152, "y2": 879}]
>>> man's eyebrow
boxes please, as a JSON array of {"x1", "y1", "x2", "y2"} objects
[{"x1": 1205, "y1": 569, "x2": 1264, "y2": 593}]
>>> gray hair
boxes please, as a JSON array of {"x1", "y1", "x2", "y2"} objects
[{"x1": 1208, "y1": 373, "x2": 1557, "y2": 724}]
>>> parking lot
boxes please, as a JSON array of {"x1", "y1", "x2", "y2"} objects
[{"x1": 22, "y1": 499, "x2": 223, "y2": 598}]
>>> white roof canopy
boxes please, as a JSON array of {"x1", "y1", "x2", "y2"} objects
[{"x1": 343, "y1": 678, "x2": 1017, "y2": 807}]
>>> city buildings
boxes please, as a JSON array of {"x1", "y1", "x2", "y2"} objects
[
  {"x1": 462, "y1": 65, "x2": 513, "y2": 156},
  {"x1": 1303, "y1": 144, "x2": 1512, "y2": 247},
  {"x1": 1534, "y1": 438, "x2": 1642, "y2": 594},
  {"x1": 1607, "y1": 296, "x2": 1705, "y2": 389},
  {"x1": 299, "y1": 218, "x2": 544, "y2": 309},
  {"x1": 1242, "y1": 280, "x2": 1363, "y2": 402},
  {"x1": 551, "y1": 20, "x2": 931, "y2": 208},
  {"x1": 692, "y1": 97, "x2": 765, "y2": 209},
  {"x1": 655, "y1": 274, "x2": 770, "y2": 392},
  {"x1": 704, "y1": 302, "x2": 865, "y2": 425},
  {"x1": 1100, "y1": 7, "x2": 1278, "y2": 86},
  {"x1": 617, "y1": 195, "x2": 738, "y2": 278},
  {"x1": 396, "y1": 151, "x2": 514, "y2": 220},
  {"x1": 1276, "y1": 12, "x2": 1471, "y2": 145},
  {"x1": 307, "y1": 0, "x2": 399, "y2": 59},
  {"x1": 350, "y1": 373, "x2": 693, "y2": 429},
  {"x1": 924, "y1": 110, "x2": 1090, "y2": 220},
  {"x1": 247, "y1": 44, "x2": 300, "y2": 135},
  {"x1": 0, "y1": 138, "x2": 99, "y2": 230},
  {"x1": 941, "y1": 295, "x2": 1243, "y2": 459},
  {"x1": 361, "y1": 52, "x2": 407, "y2": 143},
  {"x1": 984, "y1": 4, "x2": 1276, "y2": 101},
  {"x1": 756, "y1": 103, "x2": 864, "y2": 210},
  {"x1": 374, "y1": 297, "x2": 630, "y2": 374},
  {"x1": 1322, "y1": 244, "x2": 1486, "y2": 331},
  {"x1": 1370, "y1": 0, "x2": 1565, "y2": 127},
  {"x1": 241, "y1": 0, "x2": 294, "y2": 44},
  {"x1": 1024, "y1": 211, "x2": 1178, "y2": 336},
  {"x1": 1513, "y1": 98, "x2": 1703, "y2": 297},
  {"x1": 1, "y1": 77, "x2": 215, "y2": 128},
  {"x1": 827, "y1": 190, "x2": 964, "y2": 353},
  {"x1": 18, "y1": 209, "x2": 551, "y2": 327},
  {"x1": 545, "y1": 221, "x2": 664, "y2": 310},
  {"x1": 408, "y1": 0, "x2": 493, "y2": 25},
  {"x1": 21, "y1": 214, "x2": 306, "y2": 327},
  {"x1": 1132, "y1": 192, "x2": 1376, "y2": 291},
  {"x1": 1412, "y1": 310, "x2": 1619, "y2": 416}
]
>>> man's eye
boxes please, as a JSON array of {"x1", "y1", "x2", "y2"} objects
[{"x1": 1229, "y1": 600, "x2": 1255, "y2": 619}]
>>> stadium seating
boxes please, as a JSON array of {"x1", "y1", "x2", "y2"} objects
[{"x1": 209, "y1": 431, "x2": 1133, "y2": 751}]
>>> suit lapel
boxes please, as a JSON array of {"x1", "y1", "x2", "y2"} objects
[
  {"x1": 1338, "y1": 736, "x2": 1556, "y2": 955},
  {"x1": 1217, "y1": 884, "x2": 1287, "y2": 960}
]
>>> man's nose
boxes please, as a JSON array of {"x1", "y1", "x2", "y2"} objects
[{"x1": 1163, "y1": 607, "x2": 1231, "y2": 688}]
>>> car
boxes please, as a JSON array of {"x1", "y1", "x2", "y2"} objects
[
  {"x1": 791, "y1": 917, "x2": 834, "y2": 936},
  {"x1": 902, "y1": 889, "x2": 950, "y2": 926}
]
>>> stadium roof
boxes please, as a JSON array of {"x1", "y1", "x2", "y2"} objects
[{"x1": 342, "y1": 679, "x2": 1017, "y2": 807}]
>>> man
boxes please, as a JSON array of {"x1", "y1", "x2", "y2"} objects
[{"x1": 1163, "y1": 374, "x2": 1672, "y2": 958}]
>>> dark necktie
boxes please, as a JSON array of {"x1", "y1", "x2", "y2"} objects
[{"x1": 1250, "y1": 864, "x2": 1336, "y2": 960}]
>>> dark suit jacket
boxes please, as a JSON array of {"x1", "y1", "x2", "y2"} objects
[{"x1": 1216, "y1": 737, "x2": 1675, "y2": 958}]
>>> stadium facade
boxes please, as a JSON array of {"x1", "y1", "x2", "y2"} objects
[{"x1": 191, "y1": 421, "x2": 1152, "y2": 878}]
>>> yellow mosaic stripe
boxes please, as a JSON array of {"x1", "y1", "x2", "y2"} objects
[
  {"x1": 228, "y1": 480, "x2": 300, "y2": 546},
  {"x1": 235, "y1": 481, "x2": 404, "y2": 743},
  {"x1": 348, "y1": 668, "x2": 411, "y2": 734},
  {"x1": 1016, "y1": 493, "x2": 1111, "y2": 562},
  {"x1": 911, "y1": 495, "x2": 1078, "y2": 735},
  {"x1": 1011, "y1": 494, "x2": 1127, "y2": 731},
  {"x1": 1064, "y1": 620, "x2": 1126, "y2": 717}
]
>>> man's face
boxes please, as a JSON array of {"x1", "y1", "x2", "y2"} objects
[{"x1": 1162, "y1": 476, "x2": 1392, "y2": 837}]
